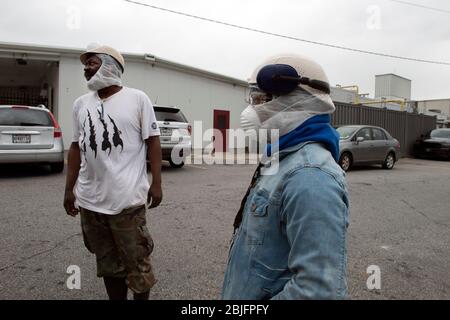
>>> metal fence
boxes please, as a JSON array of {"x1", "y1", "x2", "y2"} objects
[{"x1": 332, "y1": 102, "x2": 437, "y2": 156}]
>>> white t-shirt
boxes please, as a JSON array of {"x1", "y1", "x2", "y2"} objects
[{"x1": 72, "y1": 87, "x2": 160, "y2": 215}]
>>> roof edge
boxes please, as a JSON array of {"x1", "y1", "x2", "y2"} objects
[
  {"x1": 0, "y1": 41, "x2": 248, "y2": 87},
  {"x1": 375, "y1": 73, "x2": 412, "y2": 82}
]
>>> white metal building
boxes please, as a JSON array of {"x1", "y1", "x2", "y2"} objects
[
  {"x1": 418, "y1": 98, "x2": 450, "y2": 127},
  {"x1": 0, "y1": 42, "x2": 248, "y2": 151},
  {"x1": 375, "y1": 74, "x2": 411, "y2": 101}
]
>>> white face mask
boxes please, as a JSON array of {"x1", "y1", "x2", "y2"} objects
[
  {"x1": 240, "y1": 105, "x2": 261, "y2": 134},
  {"x1": 87, "y1": 72, "x2": 109, "y2": 91},
  {"x1": 87, "y1": 54, "x2": 122, "y2": 91},
  {"x1": 240, "y1": 104, "x2": 282, "y2": 147},
  {"x1": 240, "y1": 88, "x2": 335, "y2": 138}
]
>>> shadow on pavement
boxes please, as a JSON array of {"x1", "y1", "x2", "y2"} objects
[
  {"x1": 0, "y1": 164, "x2": 55, "y2": 179},
  {"x1": 347, "y1": 165, "x2": 385, "y2": 172}
]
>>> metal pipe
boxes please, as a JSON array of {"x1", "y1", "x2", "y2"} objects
[
  {"x1": 336, "y1": 85, "x2": 360, "y2": 104},
  {"x1": 361, "y1": 99, "x2": 407, "y2": 111}
]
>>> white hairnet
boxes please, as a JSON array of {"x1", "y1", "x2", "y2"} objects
[
  {"x1": 248, "y1": 88, "x2": 335, "y2": 137},
  {"x1": 87, "y1": 53, "x2": 122, "y2": 91}
]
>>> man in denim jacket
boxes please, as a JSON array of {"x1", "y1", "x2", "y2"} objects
[{"x1": 222, "y1": 54, "x2": 349, "y2": 300}]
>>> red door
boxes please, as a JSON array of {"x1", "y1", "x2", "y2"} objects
[{"x1": 213, "y1": 110, "x2": 230, "y2": 153}]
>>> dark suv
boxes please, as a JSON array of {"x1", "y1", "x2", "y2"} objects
[{"x1": 414, "y1": 128, "x2": 450, "y2": 160}]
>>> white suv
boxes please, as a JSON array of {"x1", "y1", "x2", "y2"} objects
[
  {"x1": 154, "y1": 105, "x2": 191, "y2": 168},
  {"x1": 0, "y1": 105, "x2": 64, "y2": 173}
]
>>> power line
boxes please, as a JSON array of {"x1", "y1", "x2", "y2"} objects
[
  {"x1": 123, "y1": 0, "x2": 450, "y2": 66},
  {"x1": 389, "y1": 0, "x2": 450, "y2": 14}
]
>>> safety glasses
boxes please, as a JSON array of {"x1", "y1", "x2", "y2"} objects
[{"x1": 246, "y1": 86, "x2": 274, "y2": 106}]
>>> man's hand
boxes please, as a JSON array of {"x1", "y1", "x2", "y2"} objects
[
  {"x1": 147, "y1": 182, "x2": 162, "y2": 209},
  {"x1": 64, "y1": 190, "x2": 79, "y2": 217}
]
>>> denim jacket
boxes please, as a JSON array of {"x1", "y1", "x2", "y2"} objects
[{"x1": 222, "y1": 141, "x2": 350, "y2": 300}]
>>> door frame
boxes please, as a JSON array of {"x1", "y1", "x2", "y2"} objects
[{"x1": 213, "y1": 109, "x2": 230, "y2": 153}]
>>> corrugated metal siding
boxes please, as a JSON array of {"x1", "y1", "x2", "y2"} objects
[
  {"x1": 375, "y1": 74, "x2": 411, "y2": 100},
  {"x1": 391, "y1": 76, "x2": 411, "y2": 99},
  {"x1": 375, "y1": 75, "x2": 391, "y2": 98},
  {"x1": 332, "y1": 102, "x2": 436, "y2": 156}
]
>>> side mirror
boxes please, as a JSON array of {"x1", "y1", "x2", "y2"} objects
[{"x1": 356, "y1": 137, "x2": 365, "y2": 143}]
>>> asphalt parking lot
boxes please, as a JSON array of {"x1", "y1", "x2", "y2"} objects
[{"x1": 0, "y1": 157, "x2": 450, "y2": 300}]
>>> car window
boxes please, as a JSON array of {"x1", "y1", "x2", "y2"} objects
[
  {"x1": 0, "y1": 108, "x2": 52, "y2": 126},
  {"x1": 430, "y1": 129, "x2": 450, "y2": 139},
  {"x1": 355, "y1": 128, "x2": 372, "y2": 141},
  {"x1": 336, "y1": 126, "x2": 359, "y2": 140},
  {"x1": 154, "y1": 107, "x2": 187, "y2": 123},
  {"x1": 372, "y1": 128, "x2": 387, "y2": 140}
]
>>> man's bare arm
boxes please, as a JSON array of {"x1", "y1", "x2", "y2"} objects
[
  {"x1": 146, "y1": 136, "x2": 162, "y2": 209},
  {"x1": 64, "y1": 142, "x2": 81, "y2": 217}
]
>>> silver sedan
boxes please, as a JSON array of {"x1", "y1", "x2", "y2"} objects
[{"x1": 336, "y1": 125, "x2": 401, "y2": 172}]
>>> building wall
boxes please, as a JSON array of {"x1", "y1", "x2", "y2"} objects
[
  {"x1": 391, "y1": 75, "x2": 411, "y2": 100},
  {"x1": 44, "y1": 61, "x2": 59, "y2": 114},
  {"x1": 418, "y1": 99, "x2": 450, "y2": 127},
  {"x1": 58, "y1": 56, "x2": 87, "y2": 149},
  {"x1": 375, "y1": 75, "x2": 391, "y2": 99},
  {"x1": 418, "y1": 99, "x2": 450, "y2": 115},
  {"x1": 330, "y1": 87, "x2": 358, "y2": 104},
  {"x1": 57, "y1": 55, "x2": 247, "y2": 150}
]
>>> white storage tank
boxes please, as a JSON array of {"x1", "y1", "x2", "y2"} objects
[{"x1": 375, "y1": 74, "x2": 411, "y2": 100}]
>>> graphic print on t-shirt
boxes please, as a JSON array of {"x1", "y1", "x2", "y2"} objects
[
  {"x1": 108, "y1": 115, "x2": 124, "y2": 152},
  {"x1": 81, "y1": 118, "x2": 88, "y2": 162},
  {"x1": 87, "y1": 110, "x2": 97, "y2": 158},
  {"x1": 98, "y1": 110, "x2": 112, "y2": 155},
  {"x1": 81, "y1": 109, "x2": 124, "y2": 159}
]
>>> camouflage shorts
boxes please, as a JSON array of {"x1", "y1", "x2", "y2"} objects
[{"x1": 80, "y1": 205, "x2": 157, "y2": 293}]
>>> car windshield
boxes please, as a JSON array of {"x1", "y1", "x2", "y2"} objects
[
  {"x1": 336, "y1": 126, "x2": 359, "y2": 140},
  {"x1": 0, "y1": 108, "x2": 52, "y2": 126},
  {"x1": 430, "y1": 129, "x2": 450, "y2": 139},
  {"x1": 154, "y1": 107, "x2": 187, "y2": 123}
]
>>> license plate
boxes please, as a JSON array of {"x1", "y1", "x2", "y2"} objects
[
  {"x1": 12, "y1": 134, "x2": 31, "y2": 144},
  {"x1": 160, "y1": 128, "x2": 172, "y2": 136}
]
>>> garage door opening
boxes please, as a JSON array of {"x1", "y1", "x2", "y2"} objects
[{"x1": 0, "y1": 57, "x2": 59, "y2": 116}]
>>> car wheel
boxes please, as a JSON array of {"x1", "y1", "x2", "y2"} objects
[
  {"x1": 169, "y1": 158, "x2": 185, "y2": 168},
  {"x1": 382, "y1": 152, "x2": 395, "y2": 169},
  {"x1": 50, "y1": 162, "x2": 64, "y2": 173},
  {"x1": 339, "y1": 152, "x2": 352, "y2": 172}
]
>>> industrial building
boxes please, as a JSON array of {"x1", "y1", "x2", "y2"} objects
[{"x1": 0, "y1": 42, "x2": 247, "y2": 151}]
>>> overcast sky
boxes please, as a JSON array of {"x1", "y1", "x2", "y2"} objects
[{"x1": 1, "y1": 0, "x2": 449, "y2": 100}]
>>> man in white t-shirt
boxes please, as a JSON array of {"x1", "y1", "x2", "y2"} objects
[{"x1": 63, "y1": 44, "x2": 162, "y2": 300}]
